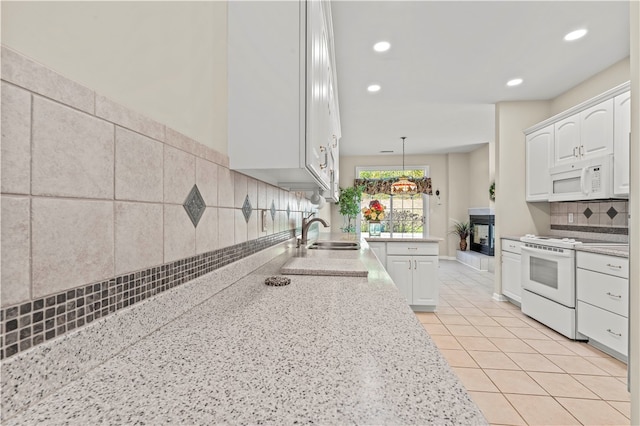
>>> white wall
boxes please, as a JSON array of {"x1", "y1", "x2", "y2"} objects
[{"x1": 0, "y1": 1, "x2": 227, "y2": 153}]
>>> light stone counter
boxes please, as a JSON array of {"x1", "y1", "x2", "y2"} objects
[
  {"x1": 2, "y1": 237, "x2": 485, "y2": 425},
  {"x1": 365, "y1": 236, "x2": 444, "y2": 243},
  {"x1": 575, "y1": 244, "x2": 629, "y2": 258}
]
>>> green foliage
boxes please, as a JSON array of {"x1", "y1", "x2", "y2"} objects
[
  {"x1": 391, "y1": 210, "x2": 424, "y2": 233},
  {"x1": 338, "y1": 185, "x2": 364, "y2": 217},
  {"x1": 359, "y1": 169, "x2": 424, "y2": 180},
  {"x1": 489, "y1": 181, "x2": 495, "y2": 201},
  {"x1": 448, "y1": 220, "x2": 470, "y2": 239},
  {"x1": 338, "y1": 185, "x2": 365, "y2": 233}
]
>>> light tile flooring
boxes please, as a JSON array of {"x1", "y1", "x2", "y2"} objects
[{"x1": 417, "y1": 260, "x2": 630, "y2": 426}]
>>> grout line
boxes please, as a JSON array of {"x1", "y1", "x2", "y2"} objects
[{"x1": 29, "y1": 92, "x2": 34, "y2": 303}]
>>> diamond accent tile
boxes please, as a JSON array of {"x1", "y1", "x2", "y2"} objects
[
  {"x1": 583, "y1": 207, "x2": 593, "y2": 219},
  {"x1": 606, "y1": 206, "x2": 618, "y2": 219},
  {"x1": 183, "y1": 185, "x2": 206, "y2": 227},
  {"x1": 242, "y1": 195, "x2": 252, "y2": 223},
  {"x1": 270, "y1": 200, "x2": 276, "y2": 221},
  {"x1": 286, "y1": 202, "x2": 291, "y2": 218}
]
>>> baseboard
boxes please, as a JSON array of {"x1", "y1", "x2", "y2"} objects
[
  {"x1": 492, "y1": 293, "x2": 509, "y2": 302},
  {"x1": 439, "y1": 256, "x2": 457, "y2": 261}
]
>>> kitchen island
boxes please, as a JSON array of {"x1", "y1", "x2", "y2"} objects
[{"x1": 1, "y1": 237, "x2": 485, "y2": 425}]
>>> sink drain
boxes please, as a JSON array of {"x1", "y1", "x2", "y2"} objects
[{"x1": 264, "y1": 276, "x2": 291, "y2": 287}]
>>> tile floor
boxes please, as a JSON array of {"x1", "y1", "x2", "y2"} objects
[{"x1": 418, "y1": 260, "x2": 630, "y2": 426}]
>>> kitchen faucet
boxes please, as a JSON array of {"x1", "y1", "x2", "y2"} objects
[{"x1": 299, "y1": 212, "x2": 329, "y2": 247}]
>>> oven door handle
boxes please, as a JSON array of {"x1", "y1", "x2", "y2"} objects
[{"x1": 520, "y1": 245, "x2": 574, "y2": 258}]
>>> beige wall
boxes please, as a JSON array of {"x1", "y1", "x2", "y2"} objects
[
  {"x1": 468, "y1": 143, "x2": 491, "y2": 209},
  {"x1": 0, "y1": 1, "x2": 227, "y2": 154},
  {"x1": 493, "y1": 101, "x2": 551, "y2": 295},
  {"x1": 337, "y1": 152, "x2": 481, "y2": 258},
  {"x1": 629, "y1": 2, "x2": 639, "y2": 422},
  {"x1": 551, "y1": 57, "x2": 630, "y2": 115}
]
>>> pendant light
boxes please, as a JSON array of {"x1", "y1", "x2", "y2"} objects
[{"x1": 391, "y1": 137, "x2": 417, "y2": 195}]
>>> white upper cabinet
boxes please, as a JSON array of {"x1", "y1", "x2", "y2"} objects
[
  {"x1": 228, "y1": 0, "x2": 340, "y2": 192},
  {"x1": 553, "y1": 99, "x2": 613, "y2": 167},
  {"x1": 526, "y1": 125, "x2": 553, "y2": 201},
  {"x1": 580, "y1": 99, "x2": 614, "y2": 160},
  {"x1": 613, "y1": 91, "x2": 631, "y2": 196},
  {"x1": 554, "y1": 116, "x2": 580, "y2": 166}
]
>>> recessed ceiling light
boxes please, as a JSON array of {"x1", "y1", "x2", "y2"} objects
[
  {"x1": 564, "y1": 29, "x2": 587, "y2": 41},
  {"x1": 507, "y1": 78, "x2": 523, "y2": 87},
  {"x1": 367, "y1": 84, "x2": 381, "y2": 92},
  {"x1": 373, "y1": 41, "x2": 391, "y2": 52}
]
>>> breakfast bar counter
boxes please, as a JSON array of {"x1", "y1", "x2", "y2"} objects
[{"x1": 2, "y1": 238, "x2": 485, "y2": 425}]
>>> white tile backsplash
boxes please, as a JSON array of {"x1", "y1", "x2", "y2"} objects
[
  {"x1": 31, "y1": 198, "x2": 114, "y2": 298},
  {"x1": 1, "y1": 82, "x2": 31, "y2": 194},
  {"x1": 32, "y1": 96, "x2": 114, "y2": 199}
]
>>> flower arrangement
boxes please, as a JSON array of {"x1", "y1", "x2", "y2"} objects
[{"x1": 362, "y1": 200, "x2": 385, "y2": 222}]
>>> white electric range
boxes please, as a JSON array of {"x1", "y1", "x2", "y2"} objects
[{"x1": 519, "y1": 234, "x2": 623, "y2": 340}]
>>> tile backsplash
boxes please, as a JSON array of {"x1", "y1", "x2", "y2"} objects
[
  {"x1": 550, "y1": 200, "x2": 628, "y2": 234},
  {"x1": 0, "y1": 46, "x2": 311, "y2": 359}
]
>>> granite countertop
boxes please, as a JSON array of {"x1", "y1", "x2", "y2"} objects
[
  {"x1": 364, "y1": 236, "x2": 443, "y2": 243},
  {"x1": 575, "y1": 244, "x2": 629, "y2": 258},
  {"x1": 2, "y1": 237, "x2": 485, "y2": 425}
]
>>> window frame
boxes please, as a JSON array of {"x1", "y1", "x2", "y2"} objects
[{"x1": 355, "y1": 165, "x2": 430, "y2": 238}]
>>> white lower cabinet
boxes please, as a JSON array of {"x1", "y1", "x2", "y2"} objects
[
  {"x1": 576, "y1": 251, "x2": 629, "y2": 360},
  {"x1": 500, "y1": 239, "x2": 522, "y2": 303},
  {"x1": 374, "y1": 241, "x2": 439, "y2": 311}
]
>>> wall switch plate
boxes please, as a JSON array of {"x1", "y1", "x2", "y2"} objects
[{"x1": 568, "y1": 213, "x2": 574, "y2": 223}]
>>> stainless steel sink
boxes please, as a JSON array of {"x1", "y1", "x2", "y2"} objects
[{"x1": 308, "y1": 241, "x2": 360, "y2": 250}]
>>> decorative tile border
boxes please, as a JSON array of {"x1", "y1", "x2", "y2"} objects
[
  {"x1": 550, "y1": 224, "x2": 628, "y2": 234},
  {"x1": 0, "y1": 230, "x2": 296, "y2": 360}
]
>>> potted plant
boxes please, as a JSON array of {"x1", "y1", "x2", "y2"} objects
[
  {"x1": 449, "y1": 220, "x2": 471, "y2": 251},
  {"x1": 337, "y1": 185, "x2": 364, "y2": 233}
]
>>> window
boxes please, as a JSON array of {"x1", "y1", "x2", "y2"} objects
[{"x1": 356, "y1": 166, "x2": 430, "y2": 238}]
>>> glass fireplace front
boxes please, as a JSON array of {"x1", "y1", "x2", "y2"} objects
[{"x1": 470, "y1": 215, "x2": 494, "y2": 256}]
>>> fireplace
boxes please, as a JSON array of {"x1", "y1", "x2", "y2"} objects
[{"x1": 468, "y1": 208, "x2": 494, "y2": 256}]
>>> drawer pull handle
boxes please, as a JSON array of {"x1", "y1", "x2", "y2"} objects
[
  {"x1": 606, "y1": 292, "x2": 622, "y2": 299},
  {"x1": 606, "y1": 329, "x2": 622, "y2": 337},
  {"x1": 414, "y1": 260, "x2": 417, "y2": 269},
  {"x1": 407, "y1": 247, "x2": 418, "y2": 250},
  {"x1": 606, "y1": 263, "x2": 622, "y2": 269}
]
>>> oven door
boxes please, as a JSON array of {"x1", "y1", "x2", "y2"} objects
[{"x1": 521, "y1": 244, "x2": 575, "y2": 307}]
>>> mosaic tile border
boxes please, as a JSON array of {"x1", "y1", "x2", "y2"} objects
[
  {"x1": 550, "y1": 224, "x2": 628, "y2": 234},
  {"x1": 0, "y1": 230, "x2": 296, "y2": 360}
]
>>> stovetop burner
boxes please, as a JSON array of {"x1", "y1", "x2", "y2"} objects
[{"x1": 520, "y1": 234, "x2": 627, "y2": 249}]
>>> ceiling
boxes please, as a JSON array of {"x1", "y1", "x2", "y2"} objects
[{"x1": 331, "y1": 1, "x2": 630, "y2": 157}]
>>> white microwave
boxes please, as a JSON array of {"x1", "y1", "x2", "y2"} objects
[{"x1": 549, "y1": 154, "x2": 622, "y2": 202}]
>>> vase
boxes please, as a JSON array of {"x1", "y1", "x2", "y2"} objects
[
  {"x1": 369, "y1": 221, "x2": 382, "y2": 237},
  {"x1": 459, "y1": 239, "x2": 467, "y2": 251}
]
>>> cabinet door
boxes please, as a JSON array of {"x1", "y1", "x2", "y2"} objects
[
  {"x1": 386, "y1": 255, "x2": 413, "y2": 303},
  {"x1": 413, "y1": 256, "x2": 439, "y2": 306},
  {"x1": 501, "y1": 252, "x2": 522, "y2": 302},
  {"x1": 525, "y1": 125, "x2": 553, "y2": 201},
  {"x1": 305, "y1": 0, "x2": 330, "y2": 189},
  {"x1": 613, "y1": 91, "x2": 631, "y2": 196},
  {"x1": 554, "y1": 115, "x2": 580, "y2": 166},
  {"x1": 580, "y1": 98, "x2": 614, "y2": 160}
]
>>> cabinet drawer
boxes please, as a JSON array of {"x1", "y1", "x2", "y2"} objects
[
  {"x1": 577, "y1": 301, "x2": 628, "y2": 357},
  {"x1": 501, "y1": 239, "x2": 522, "y2": 254},
  {"x1": 577, "y1": 251, "x2": 628, "y2": 278},
  {"x1": 577, "y1": 269, "x2": 628, "y2": 317},
  {"x1": 386, "y1": 242, "x2": 438, "y2": 256}
]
